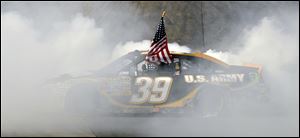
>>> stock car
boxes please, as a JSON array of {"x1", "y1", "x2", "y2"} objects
[{"x1": 48, "y1": 50, "x2": 268, "y2": 117}]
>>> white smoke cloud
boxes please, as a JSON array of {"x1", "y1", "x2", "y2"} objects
[
  {"x1": 1, "y1": 1, "x2": 299, "y2": 137},
  {"x1": 1, "y1": 12, "x2": 107, "y2": 79},
  {"x1": 1, "y1": 11, "x2": 112, "y2": 136},
  {"x1": 204, "y1": 16, "x2": 299, "y2": 115}
]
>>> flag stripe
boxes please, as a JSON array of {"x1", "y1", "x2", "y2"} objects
[
  {"x1": 152, "y1": 43, "x2": 167, "y2": 54},
  {"x1": 159, "y1": 52, "x2": 165, "y2": 63},
  {"x1": 163, "y1": 49, "x2": 172, "y2": 63},
  {"x1": 150, "y1": 36, "x2": 166, "y2": 48},
  {"x1": 149, "y1": 38, "x2": 167, "y2": 53}
]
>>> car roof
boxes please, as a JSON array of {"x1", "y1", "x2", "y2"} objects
[{"x1": 139, "y1": 50, "x2": 229, "y2": 67}]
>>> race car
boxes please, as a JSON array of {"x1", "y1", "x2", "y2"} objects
[{"x1": 49, "y1": 50, "x2": 268, "y2": 117}]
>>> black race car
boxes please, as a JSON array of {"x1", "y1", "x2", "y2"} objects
[{"x1": 49, "y1": 50, "x2": 268, "y2": 117}]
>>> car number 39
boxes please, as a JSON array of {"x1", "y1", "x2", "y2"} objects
[{"x1": 129, "y1": 77, "x2": 173, "y2": 104}]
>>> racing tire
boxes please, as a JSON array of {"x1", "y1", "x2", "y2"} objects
[
  {"x1": 64, "y1": 83, "x2": 99, "y2": 116},
  {"x1": 194, "y1": 85, "x2": 228, "y2": 118}
]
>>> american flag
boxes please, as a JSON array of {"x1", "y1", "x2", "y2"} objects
[{"x1": 146, "y1": 15, "x2": 172, "y2": 64}]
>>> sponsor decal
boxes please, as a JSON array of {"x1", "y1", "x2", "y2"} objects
[{"x1": 184, "y1": 74, "x2": 244, "y2": 83}]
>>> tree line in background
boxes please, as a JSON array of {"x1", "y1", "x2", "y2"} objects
[
  {"x1": 133, "y1": 1, "x2": 297, "y2": 51},
  {"x1": 2, "y1": 1, "x2": 298, "y2": 51}
]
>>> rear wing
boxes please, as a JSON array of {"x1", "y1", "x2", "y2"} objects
[{"x1": 243, "y1": 63, "x2": 263, "y2": 76}]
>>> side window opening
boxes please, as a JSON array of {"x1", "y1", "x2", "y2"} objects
[
  {"x1": 180, "y1": 56, "x2": 224, "y2": 74},
  {"x1": 137, "y1": 60, "x2": 147, "y2": 74},
  {"x1": 136, "y1": 58, "x2": 181, "y2": 76},
  {"x1": 101, "y1": 51, "x2": 143, "y2": 76}
]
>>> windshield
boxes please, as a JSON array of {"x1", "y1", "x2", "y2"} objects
[{"x1": 96, "y1": 51, "x2": 144, "y2": 76}]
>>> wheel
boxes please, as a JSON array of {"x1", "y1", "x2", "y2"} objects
[
  {"x1": 194, "y1": 85, "x2": 227, "y2": 118},
  {"x1": 64, "y1": 83, "x2": 99, "y2": 116}
]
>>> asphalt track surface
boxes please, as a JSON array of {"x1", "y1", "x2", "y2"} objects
[
  {"x1": 2, "y1": 111, "x2": 298, "y2": 137},
  {"x1": 87, "y1": 115, "x2": 299, "y2": 137}
]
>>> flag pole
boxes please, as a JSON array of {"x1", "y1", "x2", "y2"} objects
[{"x1": 162, "y1": 10, "x2": 166, "y2": 17}]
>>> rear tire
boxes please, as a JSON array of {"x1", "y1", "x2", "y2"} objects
[
  {"x1": 64, "y1": 83, "x2": 99, "y2": 116},
  {"x1": 194, "y1": 86, "x2": 227, "y2": 118}
]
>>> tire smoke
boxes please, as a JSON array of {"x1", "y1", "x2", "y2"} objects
[{"x1": 1, "y1": 1, "x2": 299, "y2": 137}]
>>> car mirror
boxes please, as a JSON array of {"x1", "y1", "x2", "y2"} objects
[{"x1": 142, "y1": 64, "x2": 147, "y2": 71}]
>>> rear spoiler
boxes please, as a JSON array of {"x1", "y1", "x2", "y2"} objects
[{"x1": 243, "y1": 63, "x2": 263, "y2": 75}]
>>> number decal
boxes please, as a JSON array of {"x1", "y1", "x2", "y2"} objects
[
  {"x1": 129, "y1": 77, "x2": 153, "y2": 104},
  {"x1": 129, "y1": 77, "x2": 173, "y2": 104},
  {"x1": 149, "y1": 77, "x2": 173, "y2": 104}
]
